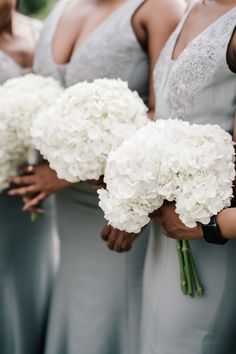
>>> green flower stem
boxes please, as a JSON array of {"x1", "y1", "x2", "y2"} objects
[
  {"x1": 189, "y1": 259, "x2": 197, "y2": 295},
  {"x1": 182, "y1": 240, "x2": 193, "y2": 297},
  {"x1": 187, "y1": 241, "x2": 204, "y2": 296},
  {"x1": 31, "y1": 211, "x2": 43, "y2": 222},
  {"x1": 176, "y1": 240, "x2": 187, "y2": 294}
]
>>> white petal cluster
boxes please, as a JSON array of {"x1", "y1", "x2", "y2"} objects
[
  {"x1": 32, "y1": 79, "x2": 148, "y2": 182},
  {"x1": 98, "y1": 119, "x2": 235, "y2": 233},
  {"x1": 0, "y1": 74, "x2": 62, "y2": 191}
]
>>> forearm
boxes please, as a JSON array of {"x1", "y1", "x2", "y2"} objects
[{"x1": 217, "y1": 208, "x2": 236, "y2": 239}]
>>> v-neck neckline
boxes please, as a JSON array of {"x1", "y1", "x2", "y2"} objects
[
  {"x1": 50, "y1": 0, "x2": 131, "y2": 66},
  {"x1": 0, "y1": 49, "x2": 31, "y2": 72},
  {"x1": 171, "y1": 1, "x2": 236, "y2": 62}
]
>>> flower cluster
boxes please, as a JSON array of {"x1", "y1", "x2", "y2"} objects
[
  {"x1": 98, "y1": 119, "x2": 235, "y2": 233},
  {"x1": 32, "y1": 78, "x2": 148, "y2": 182},
  {"x1": 0, "y1": 74, "x2": 62, "y2": 191}
]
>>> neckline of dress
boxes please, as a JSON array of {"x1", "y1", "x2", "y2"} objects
[
  {"x1": 50, "y1": 0, "x2": 132, "y2": 67},
  {"x1": 0, "y1": 49, "x2": 31, "y2": 72},
  {"x1": 170, "y1": 1, "x2": 236, "y2": 62}
]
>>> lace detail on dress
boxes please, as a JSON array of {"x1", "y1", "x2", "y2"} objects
[{"x1": 154, "y1": 7, "x2": 236, "y2": 119}]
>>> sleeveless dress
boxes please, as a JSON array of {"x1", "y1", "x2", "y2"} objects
[
  {"x1": 142, "y1": 3, "x2": 236, "y2": 354},
  {"x1": 0, "y1": 21, "x2": 58, "y2": 354},
  {"x1": 0, "y1": 51, "x2": 23, "y2": 84},
  {"x1": 34, "y1": 1, "x2": 149, "y2": 353}
]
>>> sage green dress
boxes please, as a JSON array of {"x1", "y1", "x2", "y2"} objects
[
  {"x1": 0, "y1": 21, "x2": 58, "y2": 354},
  {"x1": 142, "y1": 2, "x2": 236, "y2": 353},
  {"x1": 34, "y1": 1, "x2": 149, "y2": 353}
]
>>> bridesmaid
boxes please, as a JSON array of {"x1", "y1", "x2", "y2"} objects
[
  {"x1": 103, "y1": 1, "x2": 236, "y2": 352},
  {"x1": 9, "y1": 0, "x2": 185, "y2": 353},
  {"x1": 0, "y1": 1, "x2": 58, "y2": 354},
  {"x1": 140, "y1": 1, "x2": 236, "y2": 353}
]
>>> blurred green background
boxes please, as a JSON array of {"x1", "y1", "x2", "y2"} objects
[{"x1": 19, "y1": 0, "x2": 57, "y2": 19}]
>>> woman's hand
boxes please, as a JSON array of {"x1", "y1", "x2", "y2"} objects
[
  {"x1": 154, "y1": 202, "x2": 203, "y2": 240},
  {"x1": 8, "y1": 163, "x2": 71, "y2": 210},
  {"x1": 101, "y1": 224, "x2": 140, "y2": 252},
  {"x1": 88, "y1": 176, "x2": 106, "y2": 191},
  {"x1": 23, "y1": 196, "x2": 45, "y2": 214}
]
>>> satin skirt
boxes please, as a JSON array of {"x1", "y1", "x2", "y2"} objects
[
  {"x1": 45, "y1": 182, "x2": 149, "y2": 354},
  {"x1": 0, "y1": 191, "x2": 58, "y2": 354},
  {"x1": 142, "y1": 221, "x2": 236, "y2": 354}
]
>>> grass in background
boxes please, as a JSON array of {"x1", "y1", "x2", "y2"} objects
[
  {"x1": 20, "y1": 0, "x2": 57, "y2": 20},
  {"x1": 31, "y1": 0, "x2": 57, "y2": 19}
]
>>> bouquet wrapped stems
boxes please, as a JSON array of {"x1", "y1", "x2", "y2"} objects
[{"x1": 176, "y1": 240, "x2": 204, "y2": 297}]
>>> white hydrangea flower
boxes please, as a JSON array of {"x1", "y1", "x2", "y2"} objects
[
  {"x1": 98, "y1": 119, "x2": 235, "y2": 233},
  {"x1": 32, "y1": 78, "x2": 148, "y2": 182},
  {"x1": 0, "y1": 74, "x2": 62, "y2": 191}
]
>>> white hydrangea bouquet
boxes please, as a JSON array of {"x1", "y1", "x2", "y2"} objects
[
  {"x1": 98, "y1": 119, "x2": 235, "y2": 296},
  {"x1": 32, "y1": 78, "x2": 148, "y2": 182},
  {"x1": 0, "y1": 74, "x2": 63, "y2": 218}
]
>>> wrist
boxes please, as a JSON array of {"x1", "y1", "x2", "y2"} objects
[
  {"x1": 202, "y1": 215, "x2": 228, "y2": 245},
  {"x1": 197, "y1": 224, "x2": 204, "y2": 239}
]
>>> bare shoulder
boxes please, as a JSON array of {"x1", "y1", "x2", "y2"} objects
[{"x1": 141, "y1": 0, "x2": 186, "y2": 26}]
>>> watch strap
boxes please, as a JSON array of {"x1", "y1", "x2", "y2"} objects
[{"x1": 202, "y1": 215, "x2": 228, "y2": 245}]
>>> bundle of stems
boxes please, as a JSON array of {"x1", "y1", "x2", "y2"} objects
[{"x1": 176, "y1": 240, "x2": 204, "y2": 297}]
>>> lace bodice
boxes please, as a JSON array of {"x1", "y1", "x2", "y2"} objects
[
  {"x1": 154, "y1": 0, "x2": 236, "y2": 132},
  {"x1": 34, "y1": 0, "x2": 149, "y2": 102}
]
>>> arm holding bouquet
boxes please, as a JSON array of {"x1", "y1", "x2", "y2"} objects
[
  {"x1": 157, "y1": 203, "x2": 236, "y2": 241},
  {"x1": 154, "y1": 202, "x2": 203, "y2": 240},
  {"x1": 0, "y1": 74, "x2": 63, "y2": 215},
  {"x1": 98, "y1": 119, "x2": 235, "y2": 296},
  {"x1": 157, "y1": 110, "x2": 236, "y2": 242},
  {"x1": 9, "y1": 78, "x2": 149, "y2": 218}
]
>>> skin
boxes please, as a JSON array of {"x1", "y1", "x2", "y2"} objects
[
  {"x1": 216, "y1": 208, "x2": 236, "y2": 239},
  {"x1": 0, "y1": 0, "x2": 37, "y2": 68},
  {"x1": 100, "y1": 0, "x2": 236, "y2": 250},
  {"x1": 8, "y1": 0, "x2": 186, "y2": 224}
]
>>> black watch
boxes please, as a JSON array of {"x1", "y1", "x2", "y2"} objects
[{"x1": 202, "y1": 215, "x2": 228, "y2": 245}]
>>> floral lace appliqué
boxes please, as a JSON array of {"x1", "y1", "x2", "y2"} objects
[{"x1": 154, "y1": 10, "x2": 236, "y2": 119}]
